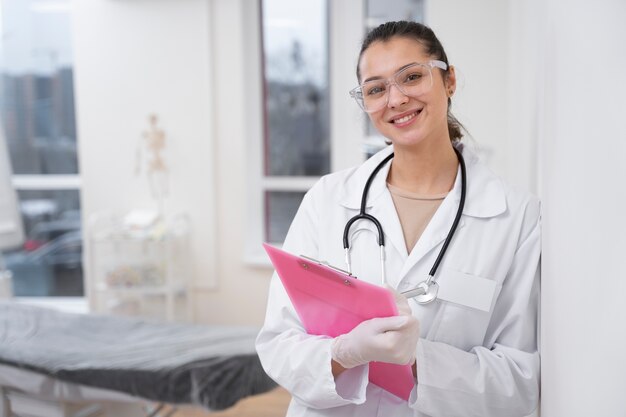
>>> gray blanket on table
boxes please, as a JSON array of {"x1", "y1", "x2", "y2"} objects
[{"x1": 0, "y1": 301, "x2": 276, "y2": 410}]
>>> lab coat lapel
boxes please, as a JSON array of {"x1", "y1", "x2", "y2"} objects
[{"x1": 397, "y1": 145, "x2": 508, "y2": 282}]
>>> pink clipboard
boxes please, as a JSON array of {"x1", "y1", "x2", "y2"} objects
[{"x1": 263, "y1": 243, "x2": 415, "y2": 401}]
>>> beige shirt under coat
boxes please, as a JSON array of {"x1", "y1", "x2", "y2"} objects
[{"x1": 387, "y1": 183, "x2": 448, "y2": 253}]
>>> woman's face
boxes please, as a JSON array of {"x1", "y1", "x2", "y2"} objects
[{"x1": 358, "y1": 37, "x2": 455, "y2": 149}]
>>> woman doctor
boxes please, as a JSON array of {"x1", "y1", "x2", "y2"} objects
[{"x1": 256, "y1": 21, "x2": 540, "y2": 417}]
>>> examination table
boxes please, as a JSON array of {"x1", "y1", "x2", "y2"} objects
[{"x1": 0, "y1": 301, "x2": 276, "y2": 417}]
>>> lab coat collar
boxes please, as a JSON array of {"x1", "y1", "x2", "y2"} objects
[
  {"x1": 337, "y1": 143, "x2": 507, "y2": 219},
  {"x1": 338, "y1": 145, "x2": 394, "y2": 211}
]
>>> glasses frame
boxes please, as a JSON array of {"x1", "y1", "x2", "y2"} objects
[{"x1": 349, "y1": 60, "x2": 448, "y2": 113}]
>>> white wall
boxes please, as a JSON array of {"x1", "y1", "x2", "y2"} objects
[
  {"x1": 195, "y1": 0, "x2": 281, "y2": 325},
  {"x1": 72, "y1": 0, "x2": 221, "y2": 316},
  {"x1": 428, "y1": 0, "x2": 542, "y2": 194},
  {"x1": 540, "y1": 0, "x2": 626, "y2": 414},
  {"x1": 73, "y1": 0, "x2": 281, "y2": 326},
  {"x1": 426, "y1": 0, "x2": 518, "y2": 184}
]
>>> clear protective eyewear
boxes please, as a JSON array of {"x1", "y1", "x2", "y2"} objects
[{"x1": 349, "y1": 60, "x2": 448, "y2": 113}]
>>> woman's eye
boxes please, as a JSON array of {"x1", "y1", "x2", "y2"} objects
[
  {"x1": 404, "y1": 73, "x2": 422, "y2": 83},
  {"x1": 366, "y1": 85, "x2": 385, "y2": 96}
]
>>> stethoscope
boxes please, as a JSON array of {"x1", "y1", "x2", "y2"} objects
[{"x1": 342, "y1": 147, "x2": 466, "y2": 305}]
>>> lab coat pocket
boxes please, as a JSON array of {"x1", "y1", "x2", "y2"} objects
[{"x1": 433, "y1": 268, "x2": 502, "y2": 350}]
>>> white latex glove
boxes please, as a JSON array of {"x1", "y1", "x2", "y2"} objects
[
  {"x1": 386, "y1": 285, "x2": 419, "y2": 369},
  {"x1": 385, "y1": 284, "x2": 413, "y2": 316},
  {"x1": 331, "y1": 310, "x2": 419, "y2": 369}
]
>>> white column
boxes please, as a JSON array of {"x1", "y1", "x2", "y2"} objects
[{"x1": 540, "y1": 0, "x2": 626, "y2": 415}]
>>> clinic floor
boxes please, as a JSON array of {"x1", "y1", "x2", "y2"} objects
[{"x1": 173, "y1": 387, "x2": 290, "y2": 417}]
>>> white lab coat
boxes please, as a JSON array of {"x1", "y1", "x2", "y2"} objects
[{"x1": 256, "y1": 145, "x2": 540, "y2": 417}]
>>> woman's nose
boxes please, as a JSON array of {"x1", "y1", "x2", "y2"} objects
[{"x1": 387, "y1": 83, "x2": 409, "y2": 108}]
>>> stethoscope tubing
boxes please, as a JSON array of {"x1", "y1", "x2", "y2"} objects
[
  {"x1": 342, "y1": 152, "x2": 394, "y2": 250},
  {"x1": 342, "y1": 146, "x2": 466, "y2": 300},
  {"x1": 427, "y1": 147, "x2": 466, "y2": 280}
]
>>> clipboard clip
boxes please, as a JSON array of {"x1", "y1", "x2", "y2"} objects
[{"x1": 299, "y1": 255, "x2": 354, "y2": 277}]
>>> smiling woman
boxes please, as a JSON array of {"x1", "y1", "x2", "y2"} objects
[
  {"x1": 256, "y1": 20, "x2": 540, "y2": 417},
  {"x1": 355, "y1": 25, "x2": 464, "y2": 154}
]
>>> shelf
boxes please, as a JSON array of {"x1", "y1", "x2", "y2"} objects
[
  {"x1": 94, "y1": 284, "x2": 187, "y2": 296},
  {"x1": 87, "y1": 213, "x2": 192, "y2": 322}
]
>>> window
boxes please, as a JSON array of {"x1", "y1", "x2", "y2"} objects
[
  {"x1": 245, "y1": 0, "x2": 424, "y2": 263},
  {"x1": 0, "y1": 0, "x2": 83, "y2": 297},
  {"x1": 260, "y1": 0, "x2": 330, "y2": 244}
]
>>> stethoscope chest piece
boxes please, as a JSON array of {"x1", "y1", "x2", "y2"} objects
[
  {"x1": 413, "y1": 281, "x2": 439, "y2": 305},
  {"x1": 399, "y1": 279, "x2": 439, "y2": 304}
]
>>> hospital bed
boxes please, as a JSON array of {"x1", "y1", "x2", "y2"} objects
[{"x1": 0, "y1": 301, "x2": 276, "y2": 417}]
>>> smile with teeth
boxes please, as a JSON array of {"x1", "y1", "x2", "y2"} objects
[{"x1": 392, "y1": 110, "x2": 421, "y2": 124}]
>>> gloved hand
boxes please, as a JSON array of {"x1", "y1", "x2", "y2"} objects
[
  {"x1": 331, "y1": 288, "x2": 419, "y2": 369},
  {"x1": 385, "y1": 284, "x2": 413, "y2": 316}
]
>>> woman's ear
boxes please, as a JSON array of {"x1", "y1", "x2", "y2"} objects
[{"x1": 446, "y1": 65, "x2": 457, "y2": 97}]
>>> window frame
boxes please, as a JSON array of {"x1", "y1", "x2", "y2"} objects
[
  {"x1": 11, "y1": 175, "x2": 81, "y2": 190},
  {"x1": 244, "y1": 0, "x2": 367, "y2": 265}
]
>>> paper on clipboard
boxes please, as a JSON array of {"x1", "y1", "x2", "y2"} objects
[{"x1": 263, "y1": 243, "x2": 415, "y2": 401}]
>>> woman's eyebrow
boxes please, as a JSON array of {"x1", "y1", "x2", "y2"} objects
[{"x1": 362, "y1": 62, "x2": 418, "y2": 83}]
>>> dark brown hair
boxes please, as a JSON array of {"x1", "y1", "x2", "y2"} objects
[{"x1": 357, "y1": 21, "x2": 464, "y2": 142}]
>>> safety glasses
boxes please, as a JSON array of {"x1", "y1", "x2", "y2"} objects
[{"x1": 349, "y1": 60, "x2": 448, "y2": 113}]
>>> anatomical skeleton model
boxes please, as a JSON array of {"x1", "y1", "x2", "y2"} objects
[{"x1": 136, "y1": 114, "x2": 169, "y2": 215}]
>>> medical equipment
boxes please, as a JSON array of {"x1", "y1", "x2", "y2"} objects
[
  {"x1": 343, "y1": 147, "x2": 466, "y2": 304},
  {"x1": 0, "y1": 301, "x2": 276, "y2": 417}
]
